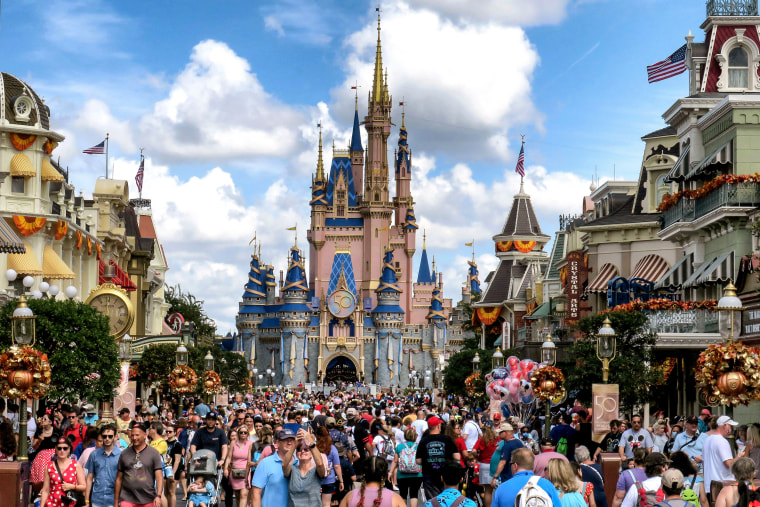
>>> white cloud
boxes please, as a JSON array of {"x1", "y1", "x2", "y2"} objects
[
  {"x1": 261, "y1": 0, "x2": 332, "y2": 45},
  {"x1": 404, "y1": 0, "x2": 572, "y2": 26},
  {"x1": 334, "y1": 2, "x2": 542, "y2": 162},
  {"x1": 39, "y1": 0, "x2": 129, "y2": 57},
  {"x1": 136, "y1": 40, "x2": 307, "y2": 163}
]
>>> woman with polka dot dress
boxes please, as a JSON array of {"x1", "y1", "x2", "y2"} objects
[{"x1": 39, "y1": 437, "x2": 85, "y2": 507}]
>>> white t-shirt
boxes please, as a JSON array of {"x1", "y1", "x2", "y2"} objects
[
  {"x1": 393, "y1": 426, "x2": 405, "y2": 446},
  {"x1": 703, "y1": 434, "x2": 735, "y2": 492},
  {"x1": 372, "y1": 435, "x2": 394, "y2": 462},
  {"x1": 621, "y1": 476, "x2": 662, "y2": 507},
  {"x1": 411, "y1": 419, "x2": 428, "y2": 443},
  {"x1": 463, "y1": 420, "x2": 481, "y2": 451},
  {"x1": 619, "y1": 428, "x2": 654, "y2": 458}
]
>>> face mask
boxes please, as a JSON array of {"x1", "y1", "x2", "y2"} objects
[{"x1": 671, "y1": 431, "x2": 678, "y2": 438}]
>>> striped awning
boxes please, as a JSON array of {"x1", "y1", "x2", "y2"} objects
[
  {"x1": 7, "y1": 242, "x2": 42, "y2": 275},
  {"x1": 10, "y1": 153, "x2": 36, "y2": 177},
  {"x1": 665, "y1": 143, "x2": 690, "y2": 182},
  {"x1": 586, "y1": 263, "x2": 619, "y2": 293},
  {"x1": 686, "y1": 140, "x2": 732, "y2": 180},
  {"x1": 697, "y1": 251, "x2": 734, "y2": 285},
  {"x1": 0, "y1": 219, "x2": 25, "y2": 254},
  {"x1": 43, "y1": 245, "x2": 75, "y2": 280},
  {"x1": 98, "y1": 260, "x2": 137, "y2": 291},
  {"x1": 41, "y1": 157, "x2": 64, "y2": 183},
  {"x1": 655, "y1": 253, "x2": 693, "y2": 290},
  {"x1": 629, "y1": 254, "x2": 670, "y2": 283}
]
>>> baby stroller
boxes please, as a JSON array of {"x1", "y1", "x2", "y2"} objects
[{"x1": 187, "y1": 449, "x2": 223, "y2": 507}]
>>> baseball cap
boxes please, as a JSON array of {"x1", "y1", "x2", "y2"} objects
[
  {"x1": 85, "y1": 404, "x2": 96, "y2": 413},
  {"x1": 645, "y1": 452, "x2": 671, "y2": 467},
  {"x1": 493, "y1": 414, "x2": 501, "y2": 420},
  {"x1": 540, "y1": 437, "x2": 554, "y2": 446},
  {"x1": 427, "y1": 416, "x2": 443, "y2": 427},
  {"x1": 276, "y1": 428, "x2": 297, "y2": 440},
  {"x1": 717, "y1": 415, "x2": 739, "y2": 426},
  {"x1": 346, "y1": 408, "x2": 357, "y2": 417},
  {"x1": 685, "y1": 416, "x2": 699, "y2": 425},
  {"x1": 701, "y1": 409, "x2": 712, "y2": 416},
  {"x1": 205, "y1": 412, "x2": 218, "y2": 420},
  {"x1": 662, "y1": 469, "x2": 684, "y2": 490},
  {"x1": 498, "y1": 423, "x2": 514, "y2": 433},
  {"x1": 326, "y1": 417, "x2": 336, "y2": 427}
]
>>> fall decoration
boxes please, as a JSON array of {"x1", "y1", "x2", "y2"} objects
[
  {"x1": 13, "y1": 215, "x2": 46, "y2": 237},
  {"x1": 10, "y1": 133, "x2": 36, "y2": 151},
  {"x1": 515, "y1": 240, "x2": 536, "y2": 253},
  {"x1": 496, "y1": 241, "x2": 513, "y2": 252},
  {"x1": 473, "y1": 307, "x2": 501, "y2": 326},
  {"x1": 0, "y1": 346, "x2": 52, "y2": 399},
  {"x1": 76, "y1": 231, "x2": 82, "y2": 250},
  {"x1": 44, "y1": 139, "x2": 58, "y2": 154},
  {"x1": 608, "y1": 299, "x2": 717, "y2": 313},
  {"x1": 168, "y1": 365, "x2": 198, "y2": 393},
  {"x1": 54, "y1": 221, "x2": 68, "y2": 241},
  {"x1": 695, "y1": 341, "x2": 760, "y2": 406},
  {"x1": 244, "y1": 378, "x2": 253, "y2": 393},
  {"x1": 86, "y1": 237, "x2": 92, "y2": 255},
  {"x1": 464, "y1": 372, "x2": 481, "y2": 397},
  {"x1": 202, "y1": 370, "x2": 222, "y2": 394},
  {"x1": 128, "y1": 363, "x2": 139, "y2": 380},
  {"x1": 531, "y1": 365, "x2": 566, "y2": 401},
  {"x1": 96, "y1": 243, "x2": 102, "y2": 261},
  {"x1": 657, "y1": 173, "x2": 760, "y2": 212}
]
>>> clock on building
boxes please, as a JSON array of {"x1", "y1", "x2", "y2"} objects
[
  {"x1": 86, "y1": 284, "x2": 135, "y2": 338},
  {"x1": 328, "y1": 289, "x2": 356, "y2": 318}
]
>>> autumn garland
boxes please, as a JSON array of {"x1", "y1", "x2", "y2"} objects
[
  {"x1": 657, "y1": 173, "x2": 760, "y2": 212},
  {"x1": 202, "y1": 370, "x2": 222, "y2": 394},
  {"x1": 168, "y1": 365, "x2": 198, "y2": 393},
  {"x1": 695, "y1": 341, "x2": 760, "y2": 407},
  {"x1": 530, "y1": 366, "x2": 566, "y2": 401},
  {"x1": 0, "y1": 346, "x2": 52, "y2": 399},
  {"x1": 608, "y1": 299, "x2": 717, "y2": 312},
  {"x1": 464, "y1": 372, "x2": 481, "y2": 397}
]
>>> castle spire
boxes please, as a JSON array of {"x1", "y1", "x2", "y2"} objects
[
  {"x1": 316, "y1": 123, "x2": 325, "y2": 181},
  {"x1": 372, "y1": 8, "x2": 384, "y2": 104}
]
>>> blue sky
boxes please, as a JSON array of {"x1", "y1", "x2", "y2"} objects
[{"x1": 1, "y1": 0, "x2": 708, "y2": 332}]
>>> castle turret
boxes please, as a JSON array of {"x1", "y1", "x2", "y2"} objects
[
  {"x1": 350, "y1": 95, "x2": 364, "y2": 197},
  {"x1": 416, "y1": 232, "x2": 434, "y2": 284},
  {"x1": 394, "y1": 107, "x2": 413, "y2": 226}
]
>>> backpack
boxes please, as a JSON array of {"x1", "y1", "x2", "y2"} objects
[
  {"x1": 399, "y1": 442, "x2": 421, "y2": 474},
  {"x1": 515, "y1": 475, "x2": 552, "y2": 507},
  {"x1": 636, "y1": 481, "x2": 665, "y2": 507},
  {"x1": 556, "y1": 436, "x2": 568, "y2": 455},
  {"x1": 654, "y1": 500, "x2": 698, "y2": 507},
  {"x1": 377, "y1": 436, "x2": 395, "y2": 461}
]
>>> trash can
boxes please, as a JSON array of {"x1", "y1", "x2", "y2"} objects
[
  {"x1": 0, "y1": 461, "x2": 31, "y2": 507},
  {"x1": 600, "y1": 453, "x2": 621, "y2": 505}
]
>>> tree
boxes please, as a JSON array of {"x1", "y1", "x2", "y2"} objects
[
  {"x1": 165, "y1": 284, "x2": 216, "y2": 344},
  {"x1": 0, "y1": 298, "x2": 120, "y2": 403},
  {"x1": 564, "y1": 311, "x2": 662, "y2": 413}
]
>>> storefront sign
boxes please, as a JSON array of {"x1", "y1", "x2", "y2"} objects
[
  {"x1": 592, "y1": 383, "x2": 619, "y2": 435},
  {"x1": 565, "y1": 251, "x2": 586, "y2": 324},
  {"x1": 743, "y1": 307, "x2": 760, "y2": 336}
]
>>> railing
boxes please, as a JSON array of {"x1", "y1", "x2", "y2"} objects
[
  {"x1": 644, "y1": 309, "x2": 718, "y2": 334},
  {"x1": 707, "y1": 0, "x2": 758, "y2": 16},
  {"x1": 662, "y1": 182, "x2": 760, "y2": 228},
  {"x1": 51, "y1": 202, "x2": 61, "y2": 216}
]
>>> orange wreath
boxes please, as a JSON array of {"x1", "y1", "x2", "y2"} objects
[
  {"x1": 10, "y1": 133, "x2": 36, "y2": 151},
  {"x1": 13, "y1": 216, "x2": 46, "y2": 237},
  {"x1": 515, "y1": 241, "x2": 536, "y2": 253},
  {"x1": 76, "y1": 231, "x2": 82, "y2": 250},
  {"x1": 54, "y1": 221, "x2": 68, "y2": 241},
  {"x1": 496, "y1": 241, "x2": 513, "y2": 252},
  {"x1": 86, "y1": 237, "x2": 92, "y2": 255},
  {"x1": 475, "y1": 307, "x2": 501, "y2": 325},
  {"x1": 44, "y1": 139, "x2": 58, "y2": 154},
  {"x1": 202, "y1": 371, "x2": 222, "y2": 395}
]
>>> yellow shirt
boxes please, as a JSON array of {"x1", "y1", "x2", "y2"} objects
[{"x1": 150, "y1": 437, "x2": 168, "y2": 456}]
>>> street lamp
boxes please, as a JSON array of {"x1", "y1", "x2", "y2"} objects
[
  {"x1": 175, "y1": 344, "x2": 188, "y2": 415},
  {"x1": 717, "y1": 282, "x2": 743, "y2": 343},
  {"x1": 11, "y1": 296, "x2": 36, "y2": 461},
  {"x1": 204, "y1": 351, "x2": 215, "y2": 403},
  {"x1": 541, "y1": 334, "x2": 556, "y2": 367},
  {"x1": 492, "y1": 348, "x2": 504, "y2": 369},
  {"x1": 472, "y1": 353, "x2": 481, "y2": 373},
  {"x1": 596, "y1": 317, "x2": 617, "y2": 383}
]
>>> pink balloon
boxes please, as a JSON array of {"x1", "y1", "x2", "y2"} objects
[
  {"x1": 508, "y1": 383, "x2": 519, "y2": 394},
  {"x1": 519, "y1": 359, "x2": 530, "y2": 370},
  {"x1": 510, "y1": 370, "x2": 521, "y2": 379},
  {"x1": 508, "y1": 356, "x2": 519, "y2": 367}
]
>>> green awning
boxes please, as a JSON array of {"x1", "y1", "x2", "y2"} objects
[
  {"x1": 524, "y1": 302, "x2": 550, "y2": 320},
  {"x1": 494, "y1": 336, "x2": 502, "y2": 346}
]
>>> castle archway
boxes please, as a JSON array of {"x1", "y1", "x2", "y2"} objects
[{"x1": 324, "y1": 354, "x2": 358, "y2": 384}]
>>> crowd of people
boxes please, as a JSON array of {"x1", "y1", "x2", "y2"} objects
[{"x1": 2, "y1": 391, "x2": 760, "y2": 507}]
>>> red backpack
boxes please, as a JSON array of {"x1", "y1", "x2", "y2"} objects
[{"x1": 636, "y1": 481, "x2": 665, "y2": 507}]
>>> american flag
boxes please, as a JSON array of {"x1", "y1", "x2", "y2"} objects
[
  {"x1": 515, "y1": 142, "x2": 525, "y2": 177},
  {"x1": 82, "y1": 140, "x2": 105, "y2": 154},
  {"x1": 647, "y1": 44, "x2": 687, "y2": 83},
  {"x1": 135, "y1": 158, "x2": 144, "y2": 192}
]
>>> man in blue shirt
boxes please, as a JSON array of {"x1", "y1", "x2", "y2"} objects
[
  {"x1": 85, "y1": 424, "x2": 121, "y2": 507},
  {"x1": 491, "y1": 423, "x2": 524, "y2": 488},
  {"x1": 194, "y1": 397, "x2": 210, "y2": 418},
  {"x1": 549, "y1": 412, "x2": 578, "y2": 460},
  {"x1": 251, "y1": 428, "x2": 298, "y2": 507},
  {"x1": 492, "y1": 448, "x2": 562, "y2": 507},
  {"x1": 672, "y1": 416, "x2": 707, "y2": 472},
  {"x1": 424, "y1": 462, "x2": 477, "y2": 507}
]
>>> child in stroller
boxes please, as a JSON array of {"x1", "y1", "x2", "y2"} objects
[
  {"x1": 187, "y1": 449, "x2": 222, "y2": 507},
  {"x1": 187, "y1": 475, "x2": 216, "y2": 507}
]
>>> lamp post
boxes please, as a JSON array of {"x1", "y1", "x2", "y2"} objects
[
  {"x1": 596, "y1": 317, "x2": 617, "y2": 383},
  {"x1": 204, "y1": 351, "x2": 214, "y2": 403},
  {"x1": 492, "y1": 348, "x2": 504, "y2": 370},
  {"x1": 717, "y1": 282, "x2": 743, "y2": 343},
  {"x1": 175, "y1": 344, "x2": 188, "y2": 415},
  {"x1": 541, "y1": 334, "x2": 557, "y2": 438},
  {"x1": 10, "y1": 296, "x2": 35, "y2": 461},
  {"x1": 472, "y1": 352, "x2": 481, "y2": 373},
  {"x1": 252, "y1": 366, "x2": 258, "y2": 392}
]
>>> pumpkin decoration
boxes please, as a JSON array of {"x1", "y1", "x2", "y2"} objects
[{"x1": 718, "y1": 371, "x2": 746, "y2": 396}]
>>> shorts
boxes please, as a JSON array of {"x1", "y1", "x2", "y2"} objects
[
  {"x1": 397, "y1": 476, "x2": 422, "y2": 500},
  {"x1": 321, "y1": 482, "x2": 337, "y2": 495},
  {"x1": 479, "y1": 462, "x2": 493, "y2": 485},
  {"x1": 119, "y1": 502, "x2": 154, "y2": 507}
]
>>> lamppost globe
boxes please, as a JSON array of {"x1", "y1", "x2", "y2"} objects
[
  {"x1": 22, "y1": 276, "x2": 34, "y2": 289},
  {"x1": 12, "y1": 296, "x2": 35, "y2": 346},
  {"x1": 5, "y1": 269, "x2": 17, "y2": 282},
  {"x1": 492, "y1": 348, "x2": 504, "y2": 369},
  {"x1": 204, "y1": 351, "x2": 214, "y2": 372},
  {"x1": 717, "y1": 282, "x2": 744, "y2": 342},
  {"x1": 64, "y1": 286, "x2": 78, "y2": 299},
  {"x1": 472, "y1": 353, "x2": 481, "y2": 373},
  {"x1": 176, "y1": 344, "x2": 188, "y2": 366},
  {"x1": 31, "y1": 290, "x2": 42, "y2": 299},
  {"x1": 252, "y1": 368, "x2": 258, "y2": 376},
  {"x1": 541, "y1": 334, "x2": 556, "y2": 366},
  {"x1": 38, "y1": 282, "x2": 49, "y2": 294},
  {"x1": 596, "y1": 317, "x2": 617, "y2": 383},
  {"x1": 49, "y1": 285, "x2": 60, "y2": 297}
]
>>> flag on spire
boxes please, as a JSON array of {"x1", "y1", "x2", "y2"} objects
[
  {"x1": 83, "y1": 140, "x2": 105, "y2": 154},
  {"x1": 515, "y1": 142, "x2": 525, "y2": 177},
  {"x1": 647, "y1": 44, "x2": 687, "y2": 83},
  {"x1": 135, "y1": 158, "x2": 144, "y2": 192}
]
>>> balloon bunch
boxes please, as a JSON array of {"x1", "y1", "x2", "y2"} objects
[{"x1": 485, "y1": 356, "x2": 540, "y2": 424}]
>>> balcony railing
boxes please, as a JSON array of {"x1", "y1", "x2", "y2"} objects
[
  {"x1": 707, "y1": 0, "x2": 758, "y2": 16},
  {"x1": 644, "y1": 309, "x2": 718, "y2": 334},
  {"x1": 662, "y1": 182, "x2": 760, "y2": 228}
]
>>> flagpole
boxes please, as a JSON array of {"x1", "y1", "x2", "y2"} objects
[
  {"x1": 139, "y1": 148, "x2": 144, "y2": 201},
  {"x1": 105, "y1": 133, "x2": 109, "y2": 179}
]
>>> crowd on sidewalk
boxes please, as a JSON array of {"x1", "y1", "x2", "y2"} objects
[{"x1": 1, "y1": 390, "x2": 759, "y2": 507}]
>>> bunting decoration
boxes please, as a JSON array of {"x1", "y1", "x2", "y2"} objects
[
  {"x1": 303, "y1": 335, "x2": 309, "y2": 368},
  {"x1": 76, "y1": 231, "x2": 83, "y2": 250},
  {"x1": 54, "y1": 221, "x2": 68, "y2": 241},
  {"x1": 496, "y1": 241, "x2": 513, "y2": 252},
  {"x1": 96, "y1": 243, "x2": 102, "y2": 261},
  {"x1": 474, "y1": 306, "x2": 501, "y2": 326},
  {"x1": 514, "y1": 240, "x2": 536, "y2": 253},
  {"x1": 86, "y1": 237, "x2": 92, "y2": 255},
  {"x1": 13, "y1": 216, "x2": 46, "y2": 237},
  {"x1": 397, "y1": 338, "x2": 403, "y2": 380},
  {"x1": 374, "y1": 337, "x2": 379, "y2": 368},
  {"x1": 289, "y1": 337, "x2": 296, "y2": 379},
  {"x1": 44, "y1": 138, "x2": 58, "y2": 154},
  {"x1": 10, "y1": 133, "x2": 36, "y2": 151},
  {"x1": 280, "y1": 334, "x2": 285, "y2": 375},
  {"x1": 388, "y1": 337, "x2": 394, "y2": 379}
]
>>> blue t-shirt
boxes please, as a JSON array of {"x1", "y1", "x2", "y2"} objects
[
  {"x1": 322, "y1": 445, "x2": 340, "y2": 485},
  {"x1": 549, "y1": 424, "x2": 578, "y2": 459},
  {"x1": 492, "y1": 471, "x2": 562, "y2": 507},
  {"x1": 85, "y1": 446, "x2": 122, "y2": 507},
  {"x1": 499, "y1": 439, "x2": 525, "y2": 482},
  {"x1": 423, "y1": 488, "x2": 478, "y2": 507},
  {"x1": 251, "y1": 452, "x2": 299, "y2": 507}
]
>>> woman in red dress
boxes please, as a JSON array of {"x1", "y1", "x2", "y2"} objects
[{"x1": 39, "y1": 437, "x2": 85, "y2": 507}]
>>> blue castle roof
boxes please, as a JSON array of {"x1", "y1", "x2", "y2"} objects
[
  {"x1": 242, "y1": 255, "x2": 266, "y2": 298},
  {"x1": 283, "y1": 247, "x2": 308, "y2": 292},
  {"x1": 405, "y1": 208, "x2": 418, "y2": 231},
  {"x1": 351, "y1": 108, "x2": 363, "y2": 152},
  {"x1": 396, "y1": 123, "x2": 410, "y2": 174},
  {"x1": 426, "y1": 285, "x2": 445, "y2": 320},
  {"x1": 326, "y1": 157, "x2": 357, "y2": 206},
  {"x1": 328, "y1": 252, "x2": 357, "y2": 297},
  {"x1": 374, "y1": 304, "x2": 405, "y2": 314},
  {"x1": 377, "y1": 249, "x2": 401, "y2": 293},
  {"x1": 468, "y1": 259, "x2": 481, "y2": 295},
  {"x1": 417, "y1": 247, "x2": 434, "y2": 284}
]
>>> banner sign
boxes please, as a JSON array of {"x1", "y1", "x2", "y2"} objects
[{"x1": 592, "y1": 383, "x2": 619, "y2": 434}]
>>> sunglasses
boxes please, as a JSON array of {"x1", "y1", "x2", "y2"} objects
[
  {"x1": 68, "y1": 416, "x2": 77, "y2": 420},
  {"x1": 239, "y1": 432, "x2": 249, "y2": 435},
  {"x1": 56, "y1": 446, "x2": 69, "y2": 451},
  {"x1": 298, "y1": 448, "x2": 311, "y2": 453},
  {"x1": 102, "y1": 435, "x2": 115, "y2": 439}
]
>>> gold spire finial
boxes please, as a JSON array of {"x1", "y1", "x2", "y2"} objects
[
  {"x1": 316, "y1": 122, "x2": 324, "y2": 180},
  {"x1": 400, "y1": 99, "x2": 405, "y2": 128},
  {"x1": 352, "y1": 81, "x2": 360, "y2": 110},
  {"x1": 372, "y1": 6, "x2": 384, "y2": 103},
  {"x1": 423, "y1": 229, "x2": 426, "y2": 249}
]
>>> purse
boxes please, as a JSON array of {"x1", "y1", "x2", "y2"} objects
[
  {"x1": 54, "y1": 460, "x2": 86, "y2": 507},
  {"x1": 232, "y1": 468, "x2": 247, "y2": 479}
]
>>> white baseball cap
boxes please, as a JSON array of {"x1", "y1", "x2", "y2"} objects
[{"x1": 717, "y1": 415, "x2": 738, "y2": 426}]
